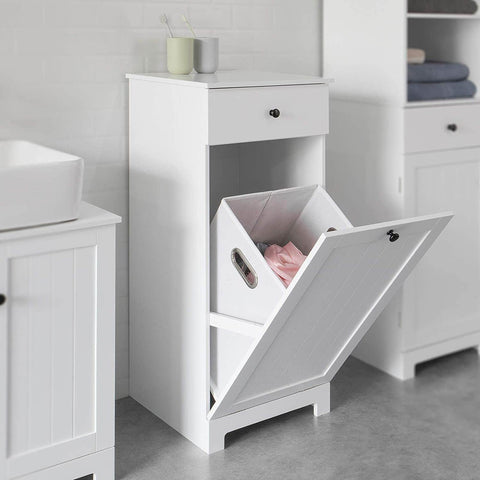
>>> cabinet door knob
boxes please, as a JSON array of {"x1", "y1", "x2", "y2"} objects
[
  {"x1": 387, "y1": 229, "x2": 400, "y2": 243},
  {"x1": 0, "y1": 294, "x2": 6, "y2": 305},
  {"x1": 447, "y1": 123, "x2": 458, "y2": 132},
  {"x1": 269, "y1": 108, "x2": 280, "y2": 118}
]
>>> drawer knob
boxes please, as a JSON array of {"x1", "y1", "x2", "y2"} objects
[
  {"x1": 0, "y1": 294, "x2": 6, "y2": 305},
  {"x1": 269, "y1": 108, "x2": 281, "y2": 118},
  {"x1": 447, "y1": 123, "x2": 458, "y2": 132},
  {"x1": 387, "y1": 230, "x2": 400, "y2": 243}
]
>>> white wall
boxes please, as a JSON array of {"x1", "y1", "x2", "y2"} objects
[{"x1": 0, "y1": 0, "x2": 322, "y2": 399}]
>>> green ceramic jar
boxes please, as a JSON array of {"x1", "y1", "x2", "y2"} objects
[{"x1": 167, "y1": 37, "x2": 194, "y2": 75}]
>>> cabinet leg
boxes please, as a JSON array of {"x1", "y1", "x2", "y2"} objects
[
  {"x1": 92, "y1": 451, "x2": 114, "y2": 480},
  {"x1": 207, "y1": 423, "x2": 226, "y2": 454},
  {"x1": 93, "y1": 467, "x2": 114, "y2": 480},
  {"x1": 399, "y1": 355, "x2": 416, "y2": 380},
  {"x1": 313, "y1": 382, "x2": 330, "y2": 417},
  {"x1": 93, "y1": 472, "x2": 114, "y2": 480}
]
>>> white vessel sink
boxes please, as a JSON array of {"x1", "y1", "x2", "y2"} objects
[{"x1": 0, "y1": 140, "x2": 84, "y2": 230}]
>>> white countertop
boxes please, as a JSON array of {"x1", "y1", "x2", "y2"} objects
[
  {"x1": 0, "y1": 202, "x2": 121, "y2": 241},
  {"x1": 126, "y1": 70, "x2": 332, "y2": 89}
]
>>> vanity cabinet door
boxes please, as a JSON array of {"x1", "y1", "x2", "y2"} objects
[
  {"x1": 403, "y1": 148, "x2": 480, "y2": 350},
  {"x1": 0, "y1": 226, "x2": 115, "y2": 480}
]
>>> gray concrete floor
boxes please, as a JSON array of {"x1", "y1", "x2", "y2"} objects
[{"x1": 116, "y1": 349, "x2": 480, "y2": 480}]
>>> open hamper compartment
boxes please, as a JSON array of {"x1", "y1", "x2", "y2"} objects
[
  {"x1": 210, "y1": 185, "x2": 351, "y2": 398},
  {"x1": 209, "y1": 185, "x2": 452, "y2": 418}
]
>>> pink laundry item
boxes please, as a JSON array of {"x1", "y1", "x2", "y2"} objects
[{"x1": 264, "y1": 241, "x2": 306, "y2": 287}]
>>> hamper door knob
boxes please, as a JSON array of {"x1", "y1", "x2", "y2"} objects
[
  {"x1": 269, "y1": 108, "x2": 281, "y2": 118},
  {"x1": 0, "y1": 294, "x2": 6, "y2": 305},
  {"x1": 387, "y1": 230, "x2": 400, "y2": 243},
  {"x1": 447, "y1": 123, "x2": 458, "y2": 132}
]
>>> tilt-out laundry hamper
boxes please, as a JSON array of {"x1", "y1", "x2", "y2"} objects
[{"x1": 127, "y1": 70, "x2": 452, "y2": 453}]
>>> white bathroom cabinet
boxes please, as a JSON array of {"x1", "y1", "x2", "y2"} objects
[
  {"x1": 0, "y1": 203, "x2": 120, "y2": 480},
  {"x1": 324, "y1": 0, "x2": 480, "y2": 379},
  {"x1": 127, "y1": 71, "x2": 450, "y2": 453}
]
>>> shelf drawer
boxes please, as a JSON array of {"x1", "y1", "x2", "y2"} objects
[
  {"x1": 208, "y1": 84, "x2": 329, "y2": 145},
  {"x1": 405, "y1": 103, "x2": 480, "y2": 153}
]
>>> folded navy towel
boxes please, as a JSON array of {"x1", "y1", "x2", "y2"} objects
[
  {"x1": 408, "y1": 80, "x2": 477, "y2": 101},
  {"x1": 408, "y1": 62, "x2": 470, "y2": 83},
  {"x1": 408, "y1": 0, "x2": 478, "y2": 14}
]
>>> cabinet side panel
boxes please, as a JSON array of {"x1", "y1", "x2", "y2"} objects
[
  {"x1": 324, "y1": 0, "x2": 407, "y2": 104},
  {"x1": 326, "y1": 101, "x2": 406, "y2": 369},
  {"x1": 95, "y1": 226, "x2": 116, "y2": 450},
  {"x1": 327, "y1": 100, "x2": 404, "y2": 224},
  {"x1": 129, "y1": 80, "x2": 210, "y2": 449}
]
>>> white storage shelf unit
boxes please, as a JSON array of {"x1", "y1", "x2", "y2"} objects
[
  {"x1": 0, "y1": 203, "x2": 120, "y2": 480},
  {"x1": 128, "y1": 71, "x2": 450, "y2": 454},
  {"x1": 408, "y1": 14, "x2": 480, "y2": 105},
  {"x1": 324, "y1": 0, "x2": 480, "y2": 380}
]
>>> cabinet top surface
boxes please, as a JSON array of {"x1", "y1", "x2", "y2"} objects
[
  {"x1": 0, "y1": 202, "x2": 121, "y2": 241},
  {"x1": 126, "y1": 70, "x2": 332, "y2": 89}
]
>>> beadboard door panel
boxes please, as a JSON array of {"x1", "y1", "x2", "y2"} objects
[
  {"x1": 7, "y1": 237, "x2": 97, "y2": 478},
  {"x1": 403, "y1": 148, "x2": 480, "y2": 349}
]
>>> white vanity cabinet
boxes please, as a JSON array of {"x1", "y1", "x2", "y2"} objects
[
  {"x1": 0, "y1": 203, "x2": 120, "y2": 480},
  {"x1": 127, "y1": 71, "x2": 450, "y2": 454},
  {"x1": 324, "y1": 0, "x2": 480, "y2": 380}
]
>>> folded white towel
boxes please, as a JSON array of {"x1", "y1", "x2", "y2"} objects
[{"x1": 408, "y1": 48, "x2": 426, "y2": 64}]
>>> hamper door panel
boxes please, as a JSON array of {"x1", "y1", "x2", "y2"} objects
[{"x1": 209, "y1": 213, "x2": 452, "y2": 419}]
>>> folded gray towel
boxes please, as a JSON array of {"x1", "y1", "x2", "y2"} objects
[
  {"x1": 408, "y1": 62, "x2": 470, "y2": 83},
  {"x1": 408, "y1": 80, "x2": 477, "y2": 101},
  {"x1": 408, "y1": 0, "x2": 478, "y2": 14}
]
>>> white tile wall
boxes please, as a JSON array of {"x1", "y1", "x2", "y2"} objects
[{"x1": 0, "y1": 0, "x2": 322, "y2": 399}]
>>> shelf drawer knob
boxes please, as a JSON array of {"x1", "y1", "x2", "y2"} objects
[
  {"x1": 0, "y1": 294, "x2": 6, "y2": 305},
  {"x1": 269, "y1": 108, "x2": 281, "y2": 118},
  {"x1": 387, "y1": 230, "x2": 400, "y2": 243},
  {"x1": 447, "y1": 123, "x2": 458, "y2": 132}
]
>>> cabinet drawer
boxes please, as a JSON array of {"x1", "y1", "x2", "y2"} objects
[
  {"x1": 405, "y1": 103, "x2": 480, "y2": 153},
  {"x1": 208, "y1": 84, "x2": 329, "y2": 145}
]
